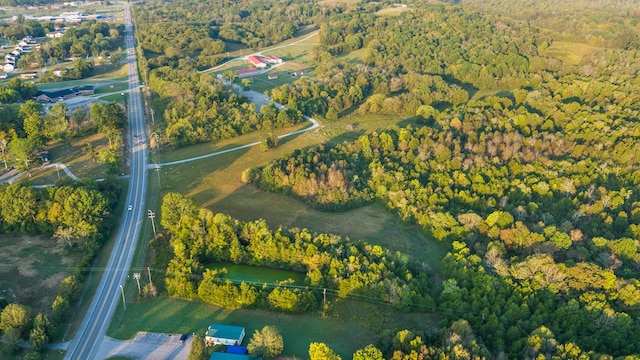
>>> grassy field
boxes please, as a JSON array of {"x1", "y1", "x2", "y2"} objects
[
  {"x1": 249, "y1": 63, "x2": 314, "y2": 93},
  {"x1": 376, "y1": 4, "x2": 412, "y2": 16},
  {"x1": 26, "y1": 132, "x2": 112, "y2": 185},
  {"x1": 155, "y1": 112, "x2": 445, "y2": 266},
  {"x1": 0, "y1": 233, "x2": 81, "y2": 315},
  {"x1": 107, "y1": 296, "x2": 438, "y2": 358},
  {"x1": 542, "y1": 41, "x2": 605, "y2": 66},
  {"x1": 95, "y1": 82, "x2": 129, "y2": 94}
]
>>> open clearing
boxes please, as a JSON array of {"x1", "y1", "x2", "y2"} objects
[
  {"x1": 543, "y1": 41, "x2": 605, "y2": 66},
  {"x1": 376, "y1": 4, "x2": 411, "y2": 16},
  {"x1": 108, "y1": 297, "x2": 438, "y2": 358},
  {"x1": 0, "y1": 233, "x2": 80, "y2": 315},
  {"x1": 27, "y1": 132, "x2": 112, "y2": 185}
]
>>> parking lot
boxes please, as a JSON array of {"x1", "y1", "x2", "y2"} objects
[{"x1": 98, "y1": 332, "x2": 192, "y2": 360}]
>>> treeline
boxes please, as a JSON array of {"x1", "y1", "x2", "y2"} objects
[
  {"x1": 14, "y1": 20, "x2": 123, "y2": 77},
  {"x1": 0, "y1": 182, "x2": 117, "y2": 246},
  {"x1": 0, "y1": 181, "x2": 119, "y2": 357},
  {"x1": 132, "y1": 0, "x2": 332, "y2": 149},
  {"x1": 268, "y1": 3, "x2": 557, "y2": 121},
  {"x1": 246, "y1": 50, "x2": 640, "y2": 356},
  {"x1": 135, "y1": 0, "x2": 330, "y2": 68},
  {"x1": 157, "y1": 192, "x2": 435, "y2": 312},
  {"x1": 462, "y1": 0, "x2": 640, "y2": 49},
  {"x1": 0, "y1": 90, "x2": 127, "y2": 175}
]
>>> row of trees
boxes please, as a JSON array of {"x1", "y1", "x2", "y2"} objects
[{"x1": 159, "y1": 192, "x2": 435, "y2": 312}]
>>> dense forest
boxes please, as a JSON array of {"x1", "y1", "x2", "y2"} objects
[
  {"x1": 130, "y1": 0, "x2": 640, "y2": 358},
  {"x1": 238, "y1": 3, "x2": 640, "y2": 358}
]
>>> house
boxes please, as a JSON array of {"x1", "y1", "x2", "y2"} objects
[
  {"x1": 53, "y1": 67, "x2": 63, "y2": 77},
  {"x1": 47, "y1": 32, "x2": 65, "y2": 38},
  {"x1": 236, "y1": 68, "x2": 258, "y2": 77},
  {"x1": 20, "y1": 72, "x2": 38, "y2": 79},
  {"x1": 0, "y1": 73, "x2": 7, "y2": 79},
  {"x1": 291, "y1": 71, "x2": 304, "y2": 77},
  {"x1": 262, "y1": 55, "x2": 282, "y2": 64},
  {"x1": 208, "y1": 353, "x2": 251, "y2": 360},
  {"x1": 204, "y1": 324, "x2": 245, "y2": 347},
  {"x1": 246, "y1": 55, "x2": 267, "y2": 69},
  {"x1": 267, "y1": 73, "x2": 278, "y2": 80},
  {"x1": 35, "y1": 85, "x2": 95, "y2": 103}
]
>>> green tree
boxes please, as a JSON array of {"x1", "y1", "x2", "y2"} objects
[
  {"x1": 241, "y1": 77, "x2": 253, "y2": 91},
  {"x1": 9, "y1": 137, "x2": 38, "y2": 172},
  {"x1": 44, "y1": 103, "x2": 69, "y2": 140},
  {"x1": 247, "y1": 325, "x2": 284, "y2": 360},
  {"x1": 222, "y1": 70, "x2": 237, "y2": 84},
  {"x1": 353, "y1": 344, "x2": 384, "y2": 360},
  {"x1": 187, "y1": 335, "x2": 205, "y2": 360},
  {"x1": 0, "y1": 303, "x2": 31, "y2": 333},
  {"x1": 309, "y1": 342, "x2": 341, "y2": 360}
]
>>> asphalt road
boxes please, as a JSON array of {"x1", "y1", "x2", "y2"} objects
[{"x1": 64, "y1": 3, "x2": 149, "y2": 359}]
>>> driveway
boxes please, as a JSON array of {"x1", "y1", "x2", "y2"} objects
[{"x1": 96, "y1": 332, "x2": 192, "y2": 360}]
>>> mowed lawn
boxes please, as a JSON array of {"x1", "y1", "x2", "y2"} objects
[
  {"x1": 108, "y1": 297, "x2": 438, "y2": 358},
  {"x1": 0, "y1": 233, "x2": 81, "y2": 315}
]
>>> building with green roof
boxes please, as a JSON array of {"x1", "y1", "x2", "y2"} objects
[{"x1": 205, "y1": 324, "x2": 246, "y2": 347}]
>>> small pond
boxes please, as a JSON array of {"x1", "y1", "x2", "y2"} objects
[{"x1": 206, "y1": 262, "x2": 306, "y2": 285}]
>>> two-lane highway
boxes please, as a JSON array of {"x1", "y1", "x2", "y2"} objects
[{"x1": 65, "y1": 3, "x2": 149, "y2": 359}]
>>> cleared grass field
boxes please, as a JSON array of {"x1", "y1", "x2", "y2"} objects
[
  {"x1": 543, "y1": 41, "x2": 605, "y2": 66},
  {"x1": 155, "y1": 113, "x2": 445, "y2": 266},
  {"x1": 250, "y1": 63, "x2": 314, "y2": 93},
  {"x1": 0, "y1": 233, "x2": 81, "y2": 315},
  {"x1": 26, "y1": 133, "x2": 112, "y2": 185},
  {"x1": 376, "y1": 5, "x2": 411, "y2": 16},
  {"x1": 107, "y1": 296, "x2": 438, "y2": 358},
  {"x1": 95, "y1": 81, "x2": 129, "y2": 94}
]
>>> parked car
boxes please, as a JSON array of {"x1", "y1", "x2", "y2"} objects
[{"x1": 180, "y1": 334, "x2": 188, "y2": 343}]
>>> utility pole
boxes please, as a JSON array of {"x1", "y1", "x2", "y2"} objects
[
  {"x1": 154, "y1": 163, "x2": 161, "y2": 188},
  {"x1": 133, "y1": 272, "x2": 141, "y2": 293},
  {"x1": 147, "y1": 266, "x2": 153, "y2": 285},
  {"x1": 148, "y1": 209, "x2": 157, "y2": 238},
  {"x1": 119, "y1": 284, "x2": 126, "y2": 311}
]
